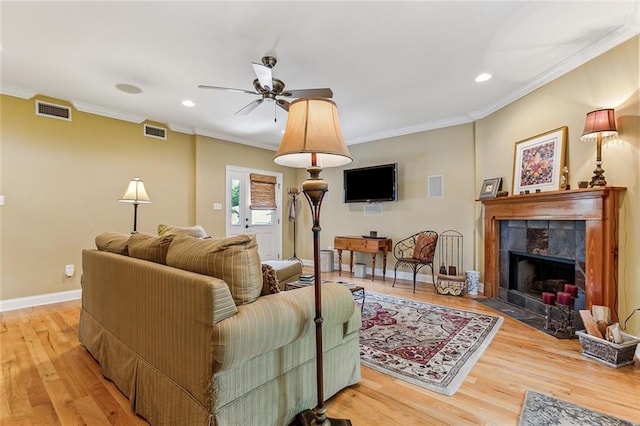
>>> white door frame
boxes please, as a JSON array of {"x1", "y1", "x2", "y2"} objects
[{"x1": 225, "y1": 165, "x2": 282, "y2": 260}]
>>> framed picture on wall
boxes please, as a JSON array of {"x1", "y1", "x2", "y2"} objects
[
  {"x1": 512, "y1": 126, "x2": 567, "y2": 194},
  {"x1": 479, "y1": 177, "x2": 502, "y2": 199}
]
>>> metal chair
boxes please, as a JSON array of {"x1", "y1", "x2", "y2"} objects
[
  {"x1": 392, "y1": 231, "x2": 438, "y2": 293},
  {"x1": 435, "y1": 230, "x2": 466, "y2": 296}
]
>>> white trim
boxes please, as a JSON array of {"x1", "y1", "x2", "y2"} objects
[{"x1": 0, "y1": 289, "x2": 81, "y2": 312}]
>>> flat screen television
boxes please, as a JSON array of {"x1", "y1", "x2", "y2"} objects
[{"x1": 343, "y1": 163, "x2": 398, "y2": 203}]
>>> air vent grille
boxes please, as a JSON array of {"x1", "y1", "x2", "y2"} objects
[
  {"x1": 144, "y1": 124, "x2": 167, "y2": 140},
  {"x1": 36, "y1": 101, "x2": 71, "y2": 121}
]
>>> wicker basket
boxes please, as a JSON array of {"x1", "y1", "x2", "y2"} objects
[{"x1": 576, "y1": 330, "x2": 640, "y2": 368}]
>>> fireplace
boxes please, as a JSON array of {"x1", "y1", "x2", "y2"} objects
[
  {"x1": 481, "y1": 187, "x2": 624, "y2": 321},
  {"x1": 497, "y1": 219, "x2": 587, "y2": 318}
]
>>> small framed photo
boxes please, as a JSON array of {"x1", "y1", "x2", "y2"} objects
[
  {"x1": 512, "y1": 127, "x2": 567, "y2": 194},
  {"x1": 479, "y1": 177, "x2": 502, "y2": 199}
]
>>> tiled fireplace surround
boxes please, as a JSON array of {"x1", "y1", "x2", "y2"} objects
[
  {"x1": 481, "y1": 187, "x2": 624, "y2": 322},
  {"x1": 498, "y1": 219, "x2": 586, "y2": 317}
]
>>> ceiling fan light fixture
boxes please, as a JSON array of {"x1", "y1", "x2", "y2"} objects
[{"x1": 475, "y1": 73, "x2": 492, "y2": 83}]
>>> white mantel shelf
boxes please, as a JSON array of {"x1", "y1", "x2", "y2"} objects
[{"x1": 480, "y1": 186, "x2": 626, "y2": 321}]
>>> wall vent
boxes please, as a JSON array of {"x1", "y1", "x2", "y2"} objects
[
  {"x1": 35, "y1": 100, "x2": 71, "y2": 121},
  {"x1": 144, "y1": 124, "x2": 167, "y2": 140}
]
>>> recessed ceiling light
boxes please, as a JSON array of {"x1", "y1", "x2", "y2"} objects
[
  {"x1": 115, "y1": 83, "x2": 142, "y2": 94},
  {"x1": 475, "y1": 73, "x2": 492, "y2": 83},
  {"x1": 182, "y1": 100, "x2": 196, "y2": 107}
]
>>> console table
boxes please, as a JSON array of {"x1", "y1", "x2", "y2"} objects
[{"x1": 334, "y1": 235, "x2": 393, "y2": 281}]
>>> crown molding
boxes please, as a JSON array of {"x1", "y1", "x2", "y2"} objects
[{"x1": 71, "y1": 100, "x2": 147, "y2": 123}]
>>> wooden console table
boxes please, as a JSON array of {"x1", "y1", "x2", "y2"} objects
[{"x1": 334, "y1": 235, "x2": 393, "y2": 281}]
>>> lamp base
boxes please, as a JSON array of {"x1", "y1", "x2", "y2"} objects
[
  {"x1": 293, "y1": 410, "x2": 352, "y2": 426},
  {"x1": 589, "y1": 162, "x2": 607, "y2": 187}
]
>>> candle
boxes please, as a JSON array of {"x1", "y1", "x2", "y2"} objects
[
  {"x1": 556, "y1": 291, "x2": 572, "y2": 306},
  {"x1": 542, "y1": 292, "x2": 556, "y2": 305},
  {"x1": 564, "y1": 284, "x2": 578, "y2": 298}
]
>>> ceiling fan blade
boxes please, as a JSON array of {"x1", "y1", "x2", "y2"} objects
[
  {"x1": 251, "y1": 62, "x2": 273, "y2": 91},
  {"x1": 235, "y1": 99, "x2": 263, "y2": 115},
  {"x1": 198, "y1": 84, "x2": 258, "y2": 95},
  {"x1": 276, "y1": 99, "x2": 290, "y2": 112},
  {"x1": 281, "y1": 88, "x2": 333, "y2": 98}
]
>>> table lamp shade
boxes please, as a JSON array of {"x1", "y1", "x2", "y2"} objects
[
  {"x1": 119, "y1": 177, "x2": 152, "y2": 204},
  {"x1": 274, "y1": 98, "x2": 352, "y2": 168},
  {"x1": 581, "y1": 108, "x2": 618, "y2": 140}
]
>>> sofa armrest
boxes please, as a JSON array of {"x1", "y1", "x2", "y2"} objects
[{"x1": 211, "y1": 282, "x2": 356, "y2": 370}]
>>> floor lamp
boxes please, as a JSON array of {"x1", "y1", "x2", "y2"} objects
[
  {"x1": 118, "y1": 177, "x2": 152, "y2": 233},
  {"x1": 274, "y1": 98, "x2": 353, "y2": 426}
]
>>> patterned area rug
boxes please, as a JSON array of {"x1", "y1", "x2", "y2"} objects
[
  {"x1": 519, "y1": 390, "x2": 638, "y2": 425},
  {"x1": 359, "y1": 292, "x2": 503, "y2": 396}
]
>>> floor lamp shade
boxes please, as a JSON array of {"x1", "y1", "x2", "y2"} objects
[
  {"x1": 274, "y1": 98, "x2": 352, "y2": 168},
  {"x1": 274, "y1": 97, "x2": 352, "y2": 426},
  {"x1": 119, "y1": 177, "x2": 152, "y2": 233}
]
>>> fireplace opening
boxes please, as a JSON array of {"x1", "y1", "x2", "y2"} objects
[
  {"x1": 489, "y1": 249, "x2": 584, "y2": 338},
  {"x1": 509, "y1": 251, "x2": 576, "y2": 299}
]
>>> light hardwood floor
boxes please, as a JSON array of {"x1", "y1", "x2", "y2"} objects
[{"x1": 2, "y1": 270, "x2": 639, "y2": 425}]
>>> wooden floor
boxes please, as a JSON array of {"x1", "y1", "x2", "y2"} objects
[{"x1": 2, "y1": 270, "x2": 639, "y2": 425}]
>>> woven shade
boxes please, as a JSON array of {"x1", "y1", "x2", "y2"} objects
[{"x1": 250, "y1": 173, "x2": 277, "y2": 210}]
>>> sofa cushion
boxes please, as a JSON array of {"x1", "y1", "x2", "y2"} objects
[
  {"x1": 128, "y1": 233, "x2": 175, "y2": 264},
  {"x1": 158, "y1": 224, "x2": 208, "y2": 238},
  {"x1": 261, "y1": 264, "x2": 280, "y2": 295},
  {"x1": 95, "y1": 231, "x2": 130, "y2": 255},
  {"x1": 166, "y1": 234, "x2": 262, "y2": 305}
]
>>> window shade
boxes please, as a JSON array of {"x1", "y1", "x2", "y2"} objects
[{"x1": 250, "y1": 173, "x2": 277, "y2": 210}]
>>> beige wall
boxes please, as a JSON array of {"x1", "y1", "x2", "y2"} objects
[
  {"x1": 0, "y1": 95, "x2": 196, "y2": 299},
  {"x1": 1, "y1": 36, "x2": 638, "y2": 335},
  {"x1": 294, "y1": 124, "x2": 476, "y2": 276},
  {"x1": 475, "y1": 36, "x2": 640, "y2": 334}
]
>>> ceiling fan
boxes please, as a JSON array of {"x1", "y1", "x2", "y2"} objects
[{"x1": 198, "y1": 56, "x2": 333, "y2": 116}]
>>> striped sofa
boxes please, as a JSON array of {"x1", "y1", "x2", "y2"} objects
[{"x1": 79, "y1": 232, "x2": 361, "y2": 425}]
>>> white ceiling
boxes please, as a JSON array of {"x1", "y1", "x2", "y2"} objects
[{"x1": 2, "y1": 1, "x2": 639, "y2": 150}]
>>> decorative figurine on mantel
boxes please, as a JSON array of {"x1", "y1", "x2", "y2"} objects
[{"x1": 560, "y1": 166, "x2": 569, "y2": 190}]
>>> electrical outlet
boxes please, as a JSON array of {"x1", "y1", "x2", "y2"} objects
[{"x1": 65, "y1": 264, "x2": 75, "y2": 277}]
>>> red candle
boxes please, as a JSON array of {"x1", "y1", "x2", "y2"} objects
[
  {"x1": 556, "y1": 291, "x2": 572, "y2": 306},
  {"x1": 564, "y1": 284, "x2": 578, "y2": 298},
  {"x1": 542, "y1": 292, "x2": 556, "y2": 305}
]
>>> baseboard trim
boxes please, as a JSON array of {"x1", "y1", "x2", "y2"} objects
[{"x1": 0, "y1": 289, "x2": 82, "y2": 312}]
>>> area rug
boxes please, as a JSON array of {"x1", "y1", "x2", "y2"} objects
[
  {"x1": 519, "y1": 390, "x2": 637, "y2": 426},
  {"x1": 359, "y1": 292, "x2": 503, "y2": 396}
]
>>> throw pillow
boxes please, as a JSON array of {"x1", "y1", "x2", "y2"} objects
[
  {"x1": 166, "y1": 234, "x2": 263, "y2": 305},
  {"x1": 128, "y1": 233, "x2": 175, "y2": 264},
  {"x1": 413, "y1": 232, "x2": 437, "y2": 262},
  {"x1": 95, "y1": 231, "x2": 130, "y2": 255},
  {"x1": 157, "y1": 224, "x2": 208, "y2": 238},
  {"x1": 261, "y1": 263, "x2": 280, "y2": 295}
]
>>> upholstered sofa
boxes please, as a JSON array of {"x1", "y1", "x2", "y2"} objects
[{"x1": 79, "y1": 230, "x2": 361, "y2": 425}]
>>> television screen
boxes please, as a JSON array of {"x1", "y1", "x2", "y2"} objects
[{"x1": 343, "y1": 163, "x2": 398, "y2": 203}]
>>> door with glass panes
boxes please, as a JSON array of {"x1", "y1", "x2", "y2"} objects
[{"x1": 226, "y1": 166, "x2": 282, "y2": 261}]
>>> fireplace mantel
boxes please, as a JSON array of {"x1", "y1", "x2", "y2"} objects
[{"x1": 480, "y1": 187, "x2": 625, "y2": 320}]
